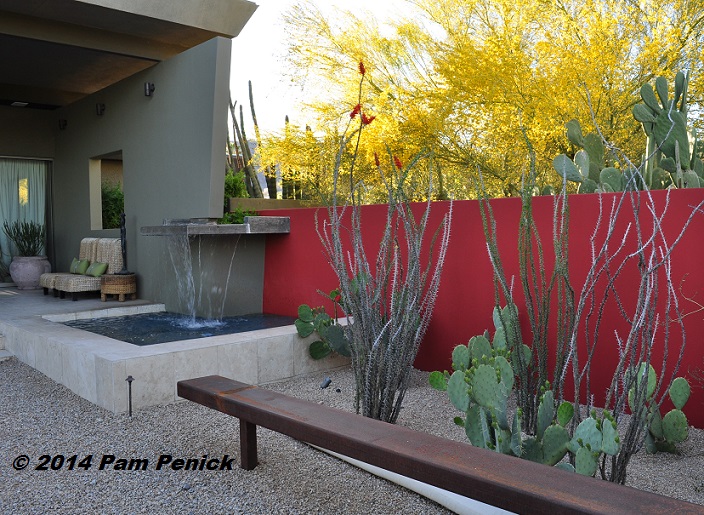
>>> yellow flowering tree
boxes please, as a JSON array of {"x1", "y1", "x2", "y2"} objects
[{"x1": 262, "y1": 0, "x2": 704, "y2": 201}]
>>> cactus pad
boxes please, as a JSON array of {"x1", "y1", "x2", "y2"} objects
[
  {"x1": 452, "y1": 344, "x2": 470, "y2": 371},
  {"x1": 469, "y1": 336, "x2": 492, "y2": 362},
  {"x1": 295, "y1": 318, "x2": 315, "y2": 338},
  {"x1": 669, "y1": 377, "x2": 691, "y2": 410},
  {"x1": 662, "y1": 409, "x2": 689, "y2": 444},
  {"x1": 325, "y1": 324, "x2": 351, "y2": 356},
  {"x1": 600, "y1": 167, "x2": 624, "y2": 191},
  {"x1": 557, "y1": 401, "x2": 574, "y2": 427},
  {"x1": 471, "y1": 364, "x2": 500, "y2": 409},
  {"x1": 575, "y1": 447, "x2": 598, "y2": 476},
  {"x1": 428, "y1": 371, "x2": 448, "y2": 391},
  {"x1": 448, "y1": 370, "x2": 469, "y2": 412},
  {"x1": 494, "y1": 355, "x2": 514, "y2": 391},
  {"x1": 649, "y1": 404, "x2": 663, "y2": 439},
  {"x1": 542, "y1": 425, "x2": 570, "y2": 466},
  {"x1": 600, "y1": 417, "x2": 620, "y2": 456},
  {"x1": 522, "y1": 437, "x2": 543, "y2": 463},
  {"x1": 297, "y1": 304, "x2": 314, "y2": 322},
  {"x1": 465, "y1": 405, "x2": 488, "y2": 448},
  {"x1": 537, "y1": 390, "x2": 555, "y2": 440},
  {"x1": 510, "y1": 411, "x2": 522, "y2": 456},
  {"x1": 492, "y1": 327, "x2": 507, "y2": 351},
  {"x1": 569, "y1": 417, "x2": 602, "y2": 455},
  {"x1": 553, "y1": 155, "x2": 583, "y2": 183}
]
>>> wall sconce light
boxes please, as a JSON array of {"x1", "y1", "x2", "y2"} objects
[
  {"x1": 144, "y1": 82, "x2": 155, "y2": 97},
  {"x1": 58, "y1": 119, "x2": 68, "y2": 130},
  {"x1": 96, "y1": 103, "x2": 106, "y2": 116}
]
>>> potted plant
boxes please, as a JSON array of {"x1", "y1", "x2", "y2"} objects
[{"x1": 2, "y1": 220, "x2": 51, "y2": 289}]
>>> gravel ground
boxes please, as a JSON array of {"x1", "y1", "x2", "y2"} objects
[{"x1": 1, "y1": 357, "x2": 703, "y2": 514}]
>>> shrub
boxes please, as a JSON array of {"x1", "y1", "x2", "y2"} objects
[{"x1": 101, "y1": 182, "x2": 124, "y2": 229}]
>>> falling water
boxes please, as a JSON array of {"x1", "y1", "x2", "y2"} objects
[
  {"x1": 166, "y1": 233, "x2": 196, "y2": 323},
  {"x1": 164, "y1": 231, "x2": 240, "y2": 325}
]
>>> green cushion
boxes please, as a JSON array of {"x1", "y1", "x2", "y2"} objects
[
  {"x1": 74, "y1": 259, "x2": 90, "y2": 275},
  {"x1": 84, "y1": 262, "x2": 108, "y2": 277},
  {"x1": 70, "y1": 257, "x2": 80, "y2": 273}
]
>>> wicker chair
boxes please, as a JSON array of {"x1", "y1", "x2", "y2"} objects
[
  {"x1": 39, "y1": 238, "x2": 99, "y2": 296},
  {"x1": 55, "y1": 238, "x2": 123, "y2": 300}
]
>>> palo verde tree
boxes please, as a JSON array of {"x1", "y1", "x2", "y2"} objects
[{"x1": 279, "y1": 0, "x2": 704, "y2": 200}]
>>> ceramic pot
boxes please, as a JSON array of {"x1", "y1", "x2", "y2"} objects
[{"x1": 9, "y1": 256, "x2": 51, "y2": 290}]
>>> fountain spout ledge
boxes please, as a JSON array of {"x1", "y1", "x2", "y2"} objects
[{"x1": 140, "y1": 216, "x2": 290, "y2": 237}]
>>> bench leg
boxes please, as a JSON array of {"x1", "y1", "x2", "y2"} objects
[{"x1": 239, "y1": 419, "x2": 258, "y2": 470}]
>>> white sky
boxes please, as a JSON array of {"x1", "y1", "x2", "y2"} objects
[{"x1": 229, "y1": 0, "x2": 408, "y2": 134}]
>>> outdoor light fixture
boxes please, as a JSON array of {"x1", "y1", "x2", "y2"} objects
[
  {"x1": 96, "y1": 103, "x2": 105, "y2": 116},
  {"x1": 144, "y1": 82, "x2": 155, "y2": 96},
  {"x1": 58, "y1": 119, "x2": 67, "y2": 130}
]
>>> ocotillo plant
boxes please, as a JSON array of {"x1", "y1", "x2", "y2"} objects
[
  {"x1": 476, "y1": 107, "x2": 703, "y2": 483},
  {"x1": 317, "y1": 61, "x2": 452, "y2": 423}
]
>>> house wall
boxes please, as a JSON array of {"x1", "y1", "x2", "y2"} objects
[
  {"x1": 81, "y1": 0, "x2": 257, "y2": 37},
  {"x1": 260, "y1": 190, "x2": 704, "y2": 428},
  {"x1": 0, "y1": 107, "x2": 55, "y2": 158},
  {"x1": 46, "y1": 36, "x2": 260, "y2": 314}
]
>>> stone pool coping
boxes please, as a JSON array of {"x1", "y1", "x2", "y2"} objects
[{"x1": 3, "y1": 304, "x2": 349, "y2": 413}]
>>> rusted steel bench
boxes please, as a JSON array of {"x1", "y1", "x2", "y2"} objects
[{"x1": 177, "y1": 375, "x2": 701, "y2": 514}]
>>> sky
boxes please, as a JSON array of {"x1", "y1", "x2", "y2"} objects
[{"x1": 229, "y1": 0, "x2": 407, "y2": 134}]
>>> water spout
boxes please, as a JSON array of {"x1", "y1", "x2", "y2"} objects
[{"x1": 141, "y1": 217, "x2": 290, "y2": 320}]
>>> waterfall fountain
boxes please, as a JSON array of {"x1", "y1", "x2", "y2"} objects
[
  {"x1": 141, "y1": 215, "x2": 289, "y2": 321},
  {"x1": 6, "y1": 214, "x2": 347, "y2": 414}
]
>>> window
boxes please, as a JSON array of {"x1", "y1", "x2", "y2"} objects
[{"x1": 89, "y1": 151, "x2": 124, "y2": 230}]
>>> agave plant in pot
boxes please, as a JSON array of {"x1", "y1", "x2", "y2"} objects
[{"x1": 2, "y1": 220, "x2": 50, "y2": 289}]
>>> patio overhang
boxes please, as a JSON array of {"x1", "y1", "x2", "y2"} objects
[{"x1": 0, "y1": 0, "x2": 257, "y2": 109}]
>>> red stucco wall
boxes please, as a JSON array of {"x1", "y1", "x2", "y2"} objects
[{"x1": 261, "y1": 189, "x2": 704, "y2": 428}]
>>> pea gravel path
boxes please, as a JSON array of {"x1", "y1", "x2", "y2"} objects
[{"x1": 1, "y1": 357, "x2": 702, "y2": 514}]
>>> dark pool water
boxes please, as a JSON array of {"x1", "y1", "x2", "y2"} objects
[{"x1": 64, "y1": 312, "x2": 297, "y2": 346}]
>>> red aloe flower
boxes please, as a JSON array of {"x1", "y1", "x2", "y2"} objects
[
  {"x1": 394, "y1": 156, "x2": 403, "y2": 169},
  {"x1": 359, "y1": 60, "x2": 366, "y2": 76},
  {"x1": 350, "y1": 103, "x2": 361, "y2": 119},
  {"x1": 361, "y1": 113, "x2": 375, "y2": 125},
  {"x1": 374, "y1": 152, "x2": 380, "y2": 167}
]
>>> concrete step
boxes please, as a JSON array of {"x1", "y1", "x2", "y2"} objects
[
  {"x1": 0, "y1": 334, "x2": 4, "y2": 350},
  {"x1": 0, "y1": 349, "x2": 12, "y2": 362}
]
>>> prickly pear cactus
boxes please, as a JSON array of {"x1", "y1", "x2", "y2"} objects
[
  {"x1": 521, "y1": 390, "x2": 573, "y2": 467},
  {"x1": 553, "y1": 120, "x2": 626, "y2": 193},
  {"x1": 554, "y1": 73, "x2": 704, "y2": 193},
  {"x1": 633, "y1": 71, "x2": 704, "y2": 189},
  {"x1": 633, "y1": 72, "x2": 691, "y2": 166},
  {"x1": 431, "y1": 307, "x2": 523, "y2": 456},
  {"x1": 295, "y1": 297, "x2": 351, "y2": 360},
  {"x1": 432, "y1": 326, "x2": 575, "y2": 469},
  {"x1": 627, "y1": 362, "x2": 691, "y2": 454},
  {"x1": 565, "y1": 410, "x2": 621, "y2": 477}
]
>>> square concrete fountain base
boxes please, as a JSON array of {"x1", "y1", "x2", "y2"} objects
[{"x1": 2, "y1": 304, "x2": 349, "y2": 413}]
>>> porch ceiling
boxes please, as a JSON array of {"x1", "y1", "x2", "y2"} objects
[{"x1": 0, "y1": 0, "x2": 257, "y2": 109}]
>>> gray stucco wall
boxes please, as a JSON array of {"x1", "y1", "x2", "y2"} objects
[
  {"x1": 43, "y1": 37, "x2": 263, "y2": 315},
  {"x1": 0, "y1": 107, "x2": 54, "y2": 159}
]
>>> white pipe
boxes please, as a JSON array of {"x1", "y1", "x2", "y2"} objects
[{"x1": 311, "y1": 445, "x2": 514, "y2": 515}]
